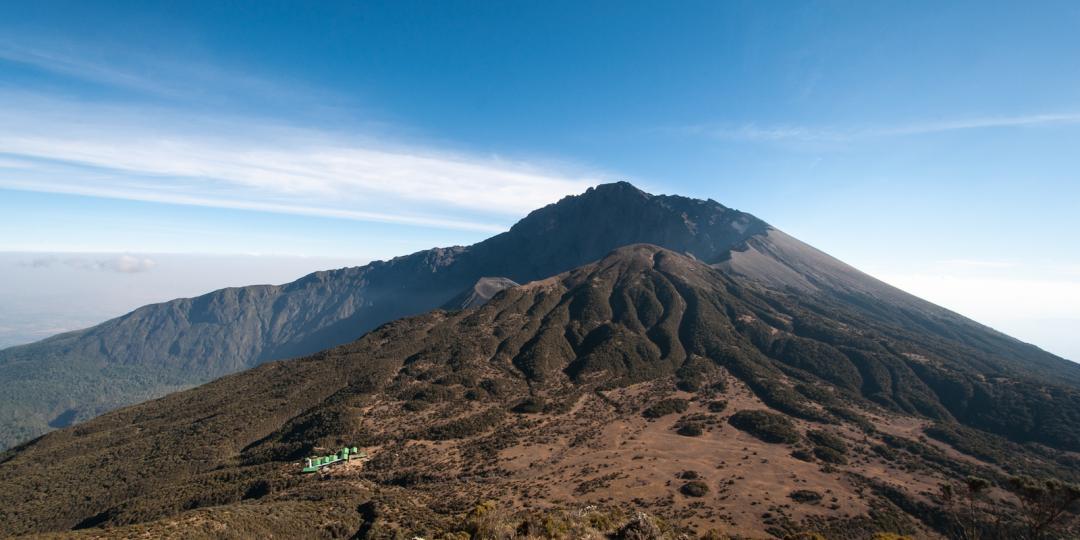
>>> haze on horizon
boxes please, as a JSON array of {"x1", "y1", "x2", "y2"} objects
[{"x1": 0, "y1": 1, "x2": 1077, "y2": 360}]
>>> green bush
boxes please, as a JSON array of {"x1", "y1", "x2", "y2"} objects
[
  {"x1": 807, "y1": 429, "x2": 848, "y2": 464},
  {"x1": 728, "y1": 410, "x2": 800, "y2": 444},
  {"x1": 680, "y1": 480, "x2": 709, "y2": 497},
  {"x1": 675, "y1": 379, "x2": 701, "y2": 392},
  {"x1": 642, "y1": 398, "x2": 689, "y2": 419},
  {"x1": 807, "y1": 429, "x2": 847, "y2": 453},
  {"x1": 789, "y1": 489, "x2": 822, "y2": 504},
  {"x1": 422, "y1": 408, "x2": 504, "y2": 440},
  {"x1": 826, "y1": 406, "x2": 874, "y2": 432},
  {"x1": 675, "y1": 357, "x2": 714, "y2": 393},
  {"x1": 813, "y1": 445, "x2": 847, "y2": 465},
  {"x1": 676, "y1": 423, "x2": 703, "y2": 437}
]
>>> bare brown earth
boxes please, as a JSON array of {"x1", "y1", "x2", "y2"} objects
[
  {"x1": 21, "y1": 374, "x2": 1025, "y2": 539},
  {"x1": 28, "y1": 377, "x2": 941, "y2": 539},
  {"x1": 496, "y1": 381, "x2": 878, "y2": 536}
]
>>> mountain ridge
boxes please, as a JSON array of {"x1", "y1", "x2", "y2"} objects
[
  {"x1": 0, "y1": 181, "x2": 1074, "y2": 452},
  {"x1": 0, "y1": 182, "x2": 770, "y2": 448}
]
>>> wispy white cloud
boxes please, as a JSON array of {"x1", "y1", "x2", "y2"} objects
[
  {"x1": 679, "y1": 113, "x2": 1080, "y2": 143},
  {"x1": 0, "y1": 39, "x2": 337, "y2": 108},
  {"x1": 0, "y1": 41, "x2": 174, "y2": 96},
  {"x1": 0, "y1": 92, "x2": 603, "y2": 231},
  {"x1": 0, "y1": 174, "x2": 512, "y2": 232},
  {"x1": 0, "y1": 40, "x2": 606, "y2": 230},
  {"x1": 0, "y1": 155, "x2": 35, "y2": 169},
  {"x1": 874, "y1": 113, "x2": 1080, "y2": 136},
  {"x1": 675, "y1": 123, "x2": 840, "y2": 143}
]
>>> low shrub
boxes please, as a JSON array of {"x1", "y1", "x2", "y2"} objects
[
  {"x1": 680, "y1": 481, "x2": 709, "y2": 497},
  {"x1": 872, "y1": 444, "x2": 897, "y2": 461},
  {"x1": 616, "y1": 512, "x2": 664, "y2": 539},
  {"x1": 423, "y1": 408, "x2": 504, "y2": 440},
  {"x1": 511, "y1": 397, "x2": 545, "y2": 414},
  {"x1": 676, "y1": 379, "x2": 701, "y2": 392},
  {"x1": 728, "y1": 410, "x2": 800, "y2": 444},
  {"x1": 813, "y1": 445, "x2": 848, "y2": 465},
  {"x1": 807, "y1": 429, "x2": 848, "y2": 464},
  {"x1": 677, "y1": 423, "x2": 703, "y2": 437},
  {"x1": 789, "y1": 489, "x2": 823, "y2": 504},
  {"x1": 675, "y1": 357, "x2": 713, "y2": 393},
  {"x1": 642, "y1": 398, "x2": 689, "y2": 419},
  {"x1": 826, "y1": 406, "x2": 874, "y2": 432},
  {"x1": 479, "y1": 378, "x2": 512, "y2": 398},
  {"x1": 807, "y1": 429, "x2": 847, "y2": 453}
]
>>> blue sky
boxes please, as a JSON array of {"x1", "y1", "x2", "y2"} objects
[{"x1": 0, "y1": 1, "x2": 1078, "y2": 358}]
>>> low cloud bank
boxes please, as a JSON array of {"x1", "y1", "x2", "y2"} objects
[{"x1": 21, "y1": 254, "x2": 157, "y2": 273}]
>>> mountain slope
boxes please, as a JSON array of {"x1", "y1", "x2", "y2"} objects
[
  {"x1": 0, "y1": 181, "x2": 1076, "y2": 452},
  {"x1": 721, "y1": 227, "x2": 1078, "y2": 384},
  {"x1": 441, "y1": 277, "x2": 519, "y2": 310},
  {"x1": 2, "y1": 245, "x2": 1077, "y2": 538},
  {"x1": 0, "y1": 182, "x2": 770, "y2": 449}
]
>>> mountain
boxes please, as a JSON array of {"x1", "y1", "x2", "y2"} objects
[
  {"x1": 3, "y1": 245, "x2": 1078, "y2": 538},
  {"x1": 0, "y1": 181, "x2": 1076, "y2": 453},
  {"x1": 0, "y1": 182, "x2": 770, "y2": 449}
]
